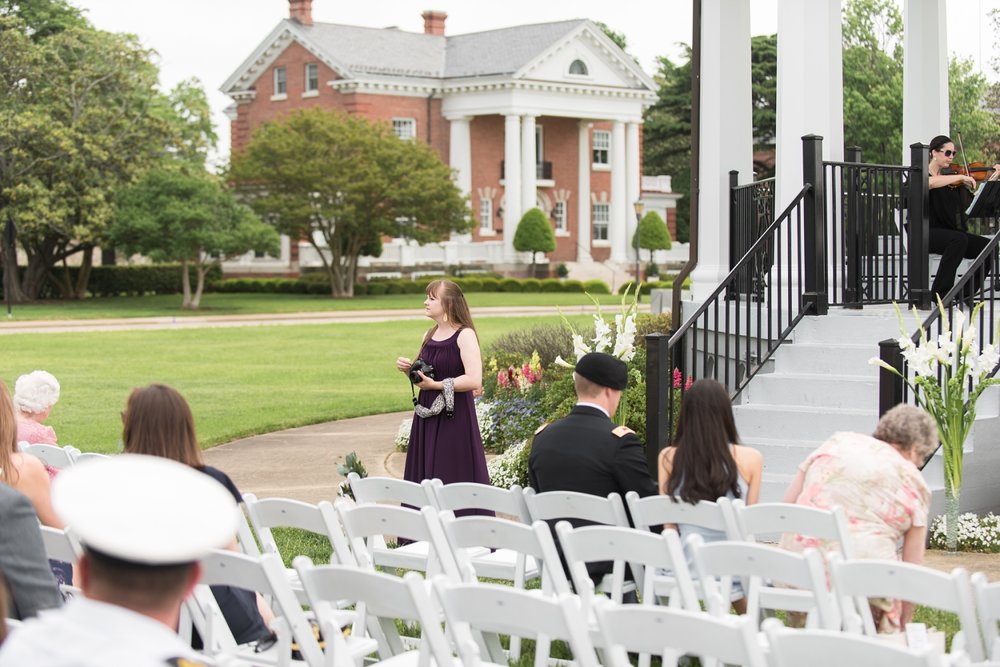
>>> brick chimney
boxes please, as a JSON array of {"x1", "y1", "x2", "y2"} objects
[
  {"x1": 289, "y1": 0, "x2": 313, "y2": 25},
  {"x1": 421, "y1": 10, "x2": 446, "y2": 36}
]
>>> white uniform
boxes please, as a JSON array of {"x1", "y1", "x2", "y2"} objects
[{"x1": 0, "y1": 597, "x2": 209, "y2": 667}]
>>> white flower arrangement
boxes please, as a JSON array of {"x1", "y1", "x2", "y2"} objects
[
  {"x1": 929, "y1": 512, "x2": 1000, "y2": 553},
  {"x1": 475, "y1": 398, "x2": 494, "y2": 441},
  {"x1": 487, "y1": 438, "x2": 529, "y2": 489},
  {"x1": 555, "y1": 283, "x2": 639, "y2": 368}
]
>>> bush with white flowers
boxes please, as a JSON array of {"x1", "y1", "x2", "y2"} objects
[
  {"x1": 486, "y1": 438, "x2": 530, "y2": 490},
  {"x1": 929, "y1": 512, "x2": 1000, "y2": 553}
]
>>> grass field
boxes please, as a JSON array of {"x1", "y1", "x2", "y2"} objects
[
  {"x1": 0, "y1": 292, "x2": 631, "y2": 320},
  {"x1": 1, "y1": 314, "x2": 589, "y2": 453}
]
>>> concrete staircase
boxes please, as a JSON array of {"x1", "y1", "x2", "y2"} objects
[{"x1": 735, "y1": 305, "x2": 1000, "y2": 516}]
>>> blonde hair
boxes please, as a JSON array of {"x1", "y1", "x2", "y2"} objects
[
  {"x1": 0, "y1": 382, "x2": 17, "y2": 483},
  {"x1": 122, "y1": 384, "x2": 204, "y2": 468}
]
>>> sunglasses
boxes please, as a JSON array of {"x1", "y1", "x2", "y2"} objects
[{"x1": 940, "y1": 149, "x2": 956, "y2": 157}]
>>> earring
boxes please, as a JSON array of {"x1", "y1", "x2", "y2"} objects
[{"x1": 443, "y1": 313, "x2": 449, "y2": 323}]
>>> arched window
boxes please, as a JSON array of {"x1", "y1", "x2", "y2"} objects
[{"x1": 568, "y1": 59, "x2": 588, "y2": 76}]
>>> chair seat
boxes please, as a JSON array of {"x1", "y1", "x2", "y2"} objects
[
  {"x1": 467, "y1": 549, "x2": 540, "y2": 581},
  {"x1": 373, "y1": 541, "x2": 488, "y2": 572}
]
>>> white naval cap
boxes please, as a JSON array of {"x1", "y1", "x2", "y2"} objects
[{"x1": 52, "y1": 454, "x2": 239, "y2": 565}]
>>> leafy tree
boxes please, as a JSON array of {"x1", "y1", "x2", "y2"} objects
[
  {"x1": 0, "y1": 0, "x2": 88, "y2": 39},
  {"x1": 594, "y1": 21, "x2": 627, "y2": 52},
  {"x1": 112, "y1": 170, "x2": 278, "y2": 309},
  {"x1": 229, "y1": 108, "x2": 470, "y2": 297},
  {"x1": 949, "y1": 57, "x2": 997, "y2": 162},
  {"x1": 750, "y1": 34, "x2": 777, "y2": 148},
  {"x1": 513, "y1": 207, "x2": 556, "y2": 272},
  {"x1": 631, "y1": 210, "x2": 671, "y2": 263}
]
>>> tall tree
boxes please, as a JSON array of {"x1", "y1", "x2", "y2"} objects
[
  {"x1": 750, "y1": 34, "x2": 777, "y2": 149},
  {"x1": 229, "y1": 108, "x2": 470, "y2": 297},
  {"x1": 513, "y1": 207, "x2": 556, "y2": 274}
]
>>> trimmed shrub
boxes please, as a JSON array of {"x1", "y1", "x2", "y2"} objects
[
  {"x1": 520, "y1": 278, "x2": 542, "y2": 293},
  {"x1": 561, "y1": 279, "x2": 584, "y2": 293},
  {"x1": 460, "y1": 279, "x2": 483, "y2": 293},
  {"x1": 499, "y1": 278, "x2": 522, "y2": 293},
  {"x1": 540, "y1": 279, "x2": 563, "y2": 292},
  {"x1": 384, "y1": 282, "x2": 405, "y2": 295},
  {"x1": 353, "y1": 283, "x2": 368, "y2": 295},
  {"x1": 402, "y1": 281, "x2": 424, "y2": 294},
  {"x1": 366, "y1": 283, "x2": 388, "y2": 295},
  {"x1": 479, "y1": 277, "x2": 501, "y2": 292},
  {"x1": 581, "y1": 279, "x2": 611, "y2": 294}
]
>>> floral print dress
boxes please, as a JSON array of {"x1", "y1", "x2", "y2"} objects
[{"x1": 779, "y1": 431, "x2": 930, "y2": 632}]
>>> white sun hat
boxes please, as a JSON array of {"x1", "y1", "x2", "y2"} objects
[{"x1": 52, "y1": 454, "x2": 238, "y2": 565}]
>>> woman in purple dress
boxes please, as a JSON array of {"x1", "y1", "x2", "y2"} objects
[{"x1": 395, "y1": 280, "x2": 491, "y2": 487}]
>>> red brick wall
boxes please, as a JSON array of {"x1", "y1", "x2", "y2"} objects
[
  {"x1": 540, "y1": 116, "x2": 578, "y2": 262},
  {"x1": 469, "y1": 115, "x2": 504, "y2": 240}
]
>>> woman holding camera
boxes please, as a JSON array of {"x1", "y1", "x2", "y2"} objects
[{"x1": 395, "y1": 279, "x2": 491, "y2": 493}]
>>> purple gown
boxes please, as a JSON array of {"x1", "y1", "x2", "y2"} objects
[{"x1": 404, "y1": 329, "x2": 491, "y2": 488}]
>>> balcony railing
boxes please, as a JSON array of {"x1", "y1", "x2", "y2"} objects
[{"x1": 500, "y1": 161, "x2": 553, "y2": 180}]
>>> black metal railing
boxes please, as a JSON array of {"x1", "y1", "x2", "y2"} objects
[
  {"x1": 877, "y1": 232, "x2": 1000, "y2": 467},
  {"x1": 728, "y1": 173, "x2": 775, "y2": 300},
  {"x1": 500, "y1": 161, "x2": 553, "y2": 180}
]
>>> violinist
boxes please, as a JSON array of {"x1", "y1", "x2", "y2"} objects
[{"x1": 927, "y1": 134, "x2": 1000, "y2": 301}]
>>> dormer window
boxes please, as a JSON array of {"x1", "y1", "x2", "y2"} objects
[{"x1": 568, "y1": 59, "x2": 589, "y2": 76}]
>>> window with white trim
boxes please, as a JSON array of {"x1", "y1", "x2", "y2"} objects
[
  {"x1": 305, "y1": 63, "x2": 319, "y2": 92},
  {"x1": 479, "y1": 198, "x2": 493, "y2": 231},
  {"x1": 553, "y1": 201, "x2": 567, "y2": 232},
  {"x1": 592, "y1": 203, "x2": 609, "y2": 240},
  {"x1": 569, "y1": 59, "x2": 589, "y2": 75},
  {"x1": 592, "y1": 130, "x2": 610, "y2": 166},
  {"x1": 393, "y1": 118, "x2": 416, "y2": 141},
  {"x1": 273, "y1": 67, "x2": 287, "y2": 96}
]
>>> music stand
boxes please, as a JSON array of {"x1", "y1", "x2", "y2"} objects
[{"x1": 965, "y1": 180, "x2": 1000, "y2": 219}]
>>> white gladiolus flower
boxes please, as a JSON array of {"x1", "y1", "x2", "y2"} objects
[
  {"x1": 572, "y1": 334, "x2": 591, "y2": 360},
  {"x1": 553, "y1": 355, "x2": 574, "y2": 369},
  {"x1": 592, "y1": 315, "x2": 613, "y2": 353}
]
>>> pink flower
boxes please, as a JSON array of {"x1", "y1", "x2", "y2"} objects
[
  {"x1": 497, "y1": 370, "x2": 508, "y2": 388},
  {"x1": 672, "y1": 368, "x2": 682, "y2": 389},
  {"x1": 685, "y1": 376, "x2": 694, "y2": 390}
]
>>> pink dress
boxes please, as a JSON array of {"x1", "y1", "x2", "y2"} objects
[
  {"x1": 16, "y1": 415, "x2": 57, "y2": 446},
  {"x1": 779, "y1": 431, "x2": 930, "y2": 632}
]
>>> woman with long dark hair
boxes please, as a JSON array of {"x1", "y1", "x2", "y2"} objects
[{"x1": 659, "y1": 379, "x2": 762, "y2": 610}]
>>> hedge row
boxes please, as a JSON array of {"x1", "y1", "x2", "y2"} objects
[
  {"x1": 208, "y1": 275, "x2": 612, "y2": 296},
  {"x1": 616, "y1": 278, "x2": 690, "y2": 295},
  {"x1": 5, "y1": 264, "x2": 225, "y2": 298}
]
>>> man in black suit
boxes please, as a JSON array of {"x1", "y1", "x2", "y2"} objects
[{"x1": 528, "y1": 352, "x2": 657, "y2": 585}]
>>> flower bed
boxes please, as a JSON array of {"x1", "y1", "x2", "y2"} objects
[{"x1": 929, "y1": 512, "x2": 1000, "y2": 553}]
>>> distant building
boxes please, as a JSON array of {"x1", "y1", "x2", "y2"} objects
[{"x1": 221, "y1": 1, "x2": 677, "y2": 275}]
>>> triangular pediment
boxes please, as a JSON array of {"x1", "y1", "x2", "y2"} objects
[{"x1": 515, "y1": 22, "x2": 657, "y2": 91}]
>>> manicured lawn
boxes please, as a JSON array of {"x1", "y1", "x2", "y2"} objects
[
  {"x1": 1, "y1": 315, "x2": 589, "y2": 453},
  {"x1": 0, "y1": 292, "x2": 630, "y2": 321}
]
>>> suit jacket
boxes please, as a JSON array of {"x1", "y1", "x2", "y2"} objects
[{"x1": 0, "y1": 484, "x2": 62, "y2": 619}]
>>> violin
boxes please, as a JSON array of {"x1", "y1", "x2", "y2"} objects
[{"x1": 944, "y1": 132, "x2": 1000, "y2": 191}]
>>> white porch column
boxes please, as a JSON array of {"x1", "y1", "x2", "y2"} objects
[
  {"x1": 577, "y1": 121, "x2": 592, "y2": 261},
  {"x1": 775, "y1": 0, "x2": 843, "y2": 208},
  {"x1": 503, "y1": 113, "x2": 522, "y2": 261},
  {"x1": 521, "y1": 114, "x2": 537, "y2": 214},
  {"x1": 903, "y1": 0, "x2": 948, "y2": 159},
  {"x1": 448, "y1": 115, "x2": 472, "y2": 242},
  {"x1": 690, "y1": 0, "x2": 754, "y2": 299},
  {"x1": 625, "y1": 121, "x2": 642, "y2": 261},
  {"x1": 609, "y1": 120, "x2": 628, "y2": 262}
]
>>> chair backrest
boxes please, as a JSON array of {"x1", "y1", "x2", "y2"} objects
[
  {"x1": 830, "y1": 555, "x2": 984, "y2": 661},
  {"x1": 21, "y1": 444, "x2": 79, "y2": 470},
  {"x1": 73, "y1": 452, "x2": 109, "y2": 465},
  {"x1": 688, "y1": 534, "x2": 840, "y2": 629},
  {"x1": 592, "y1": 598, "x2": 768, "y2": 667},
  {"x1": 39, "y1": 525, "x2": 82, "y2": 563},
  {"x1": 763, "y1": 618, "x2": 942, "y2": 667},
  {"x1": 973, "y1": 571, "x2": 1000, "y2": 660},
  {"x1": 733, "y1": 500, "x2": 856, "y2": 558},
  {"x1": 433, "y1": 576, "x2": 600, "y2": 667},
  {"x1": 625, "y1": 491, "x2": 739, "y2": 538},
  {"x1": 197, "y1": 549, "x2": 331, "y2": 667},
  {"x1": 347, "y1": 473, "x2": 438, "y2": 509},
  {"x1": 243, "y1": 493, "x2": 354, "y2": 566},
  {"x1": 294, "y1": 558, "x2": 457, "y2": 666},
  {"x1": 429, "y1": 479, "x2": 530, "y2": 522},
  {"x1": 523, "y1": 488, "x2": 629, "y2": 527}
]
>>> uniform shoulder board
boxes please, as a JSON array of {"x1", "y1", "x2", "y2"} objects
[
  {"x1": 534, "y1": 423, "x2": 549, "y2": 435},
  {"x1": 612, "y1": 425, "x2": 635, "y2": 438},
  {"x1": 166, "y1": 658, "x2": 211, "y2": 667}
]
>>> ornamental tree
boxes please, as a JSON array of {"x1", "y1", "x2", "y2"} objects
[
  {"x1": 513, "y1": 207, "x2": 556, "y2": 273},
  {"x1": 111, "y1": 170, "x2": 278, "y2": 309},
  {"x1": 631, "y1": 210, "x2": 672, "y2": 263},
  {"x1": 229, "y1": 108, "x2": 470, "y2": 297}
]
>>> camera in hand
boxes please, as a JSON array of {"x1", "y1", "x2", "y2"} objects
[{"x1": 408, "y1": 359, "x2": 435, "y2": 385}]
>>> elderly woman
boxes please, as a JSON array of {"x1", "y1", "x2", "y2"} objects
[
  {"x1": 13, "y1": 371, "x2": 60, "y2": 446},
  {"x1": 780, "y1": 404, "x2": 937, "y2": 632}
]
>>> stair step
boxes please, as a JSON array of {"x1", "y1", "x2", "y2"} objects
[
  {"x1": 744, "y1": 373, "x2": 878, "y2": 410},
  {"x1": 793, "y1": 310, "x2": 905, "y2": 344},
  {"x1": 741, "y1": 437, "x2": 823, "y2": 471},
  {"x1": 734, "y1": 404, "x2": 877, "y2": 442},
  {"x1": 772, "y1": 343, "x2": 877, "y2": 375}
]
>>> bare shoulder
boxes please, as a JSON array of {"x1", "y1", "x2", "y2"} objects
[
  {"x1": 12, "y1": 452, "x2": 48, "y2": 479},
  {"x1": 457, "y1": 327, "x2": 480, "y2": 346},
  {"x1": 733, "y1": 444, "x2": 763, "y2": 467},
  {"x1": 658, "y1": 446, "x2": 676, "y2": 464}
]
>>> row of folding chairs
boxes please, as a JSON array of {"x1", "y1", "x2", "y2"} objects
[{"x1": 18, "y1": 442, "x2": 107, "y2": 469}]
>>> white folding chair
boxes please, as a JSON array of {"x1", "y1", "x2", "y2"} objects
[
  {"x1": 973, "y1": 572, "x2": 1000, "y2": 661},
  {"x1": 21, "y1": 443, "x2": 80, "y2": 470},
  {"x1": 346, "y1": 473, "x2": 438, "y2": 510},
  {"x1": 39, "y1": 526, "x2": 82, "y2": 598},
  {"x1": 335, "y1": 501, "x2": 462, "y2": 578},
  {"x1": 72, "y1": 452, "x2": 109, "y2": 465},
  {"x1": 294, "y1": 558, "x2": 455, "y2": 666},
  {"x1": 733, "y1": 500, "x2": 855, "y2": 558},
  {"x1": 432, "y1": 575, "x2": 600, "y2": 667},
  {"x1": 427, "y1": 479, "x2": 530, "y2": 522},
  {"x1": 687, "y1": 534, "x2": 840, "y2": 630},
  {"x1": 763, "y1": 617, "x2": 944, "y2": 667},
  {"x1": 192, "y1": 549, "x2": 345, "y2": 667},
  {"x1": 592, "y1": 597, "x2": 768, "y2": 667},
  {"x1": 830, "y1": 555, "x2": 984, "y2": 662}
]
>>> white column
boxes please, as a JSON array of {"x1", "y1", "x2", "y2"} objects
[
  {"x1": 775, "y1": 0, "x2": 843, "y2": 208},
  {"x1": 625, "y1": 121, "x2": 642, "y2": 261},
  {"x1": 690, "y1": 0, "x2": 754, "y2": 299},
  {"x1": 448, "y1": 116, "x2": 472, "y2": 242},
  {"x1": 577, "y1": 121, "x2": 592, "y2": 261},
  {"x1": 521, "y1": 114, "x2": 537, "y2": 215},
  {"x1": 903, "y1": 0, "x2": 948, "y2": 160},
  {"x1": 503, "y1": 114, "x2": 522, "y2": 261},
  {"x1": 609, "y1": 120, "x2": 627, "y2": 262}
]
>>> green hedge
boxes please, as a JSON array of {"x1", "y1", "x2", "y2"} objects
[
  {"x1": 207, "y1": 275, "x2": 611, "y2": 296},
  {"x1": 615, "y1": 277, "x2": 691, "y2": 295},
  {"x1": 25, "y1": 264, "x2": 226, "y2": 297}
]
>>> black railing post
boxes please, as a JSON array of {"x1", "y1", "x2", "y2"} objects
[
  {"x1": 727, "y1": 170, "x2": 739, "y2": 300},
  {"x1": 844, "y1": 146, "x2": 863, "y2": 308},
  {"x1": 645, "y1": 332, "x2": 670, "y2": 477},
  {"x1": 802, "y1": 134, "x2": 828, "y2": 315},
  {"x1": 907, "y1": 142, "x2": 931, "y2": 309},
  {"x1": 877, "y1": 338, "x2": 905, "y2": 415}
]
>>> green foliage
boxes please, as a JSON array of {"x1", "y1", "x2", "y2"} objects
[
  {"x1": 229, "y1": 108, "x2": 470, "y2": 297},
  {"x1": 631, "y1": 210, "x2": 672, "y2": 263},
  {"x1": 948, "y1": 57, "x2": 998, "y2": 162},
  {"x1": 520, "y1": 278, "x2": 542, "y2": 293},
  {"x1": 512, "y1": 207, "x2": 556, "y2": 269},
  {"x1": 582, "y1": 279, "x2": 611, "y2": 294},
  {"x1": 499, "y1": 278, "x2": 523, "y2": 293},
  {"x1": 484, "y1": 323, "x2": 574, "y2": 370},
  {"x1": 593, "y1": 20, "x2": 628, "y2": 52},
  {"x1": 750, "y1": 34, "x2": 777, "y2": 148},
  {"x1": 555, "y1": 263, "x2": 569, "y2": 278}
]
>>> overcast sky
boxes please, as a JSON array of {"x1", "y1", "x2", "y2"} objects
[{"x1": 69, "y1": 0, "x2": 1000, "y2": 166}]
